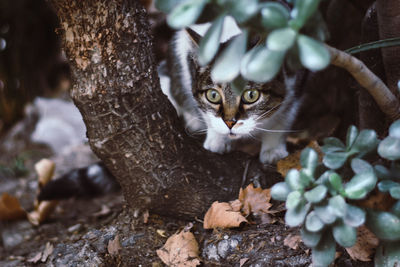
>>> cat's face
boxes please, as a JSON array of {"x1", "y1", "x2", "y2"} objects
[{"x1": 193, "y1": 68, "x2": 285, "y2": 139}]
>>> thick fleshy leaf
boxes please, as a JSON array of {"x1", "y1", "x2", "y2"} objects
[
  {"x1": 306, "y1": 211, "x2": 325, "y2": 232},
  {"x1": 286, "y1": 191, "x2": 302, "y2": 209},
  {"x1": 375, "y1": 241, "x2": 400, "y2": 267},
  {"x1": 285, "y1": 169, "x2": 307, "y2": 191},
  {"x1": 297, "y1": 34, "x2": 330, "y2": 71},
  {"x1": 155, "y1": 0, "x2": 185, "y2": 13},
  {"x1": 391, "y1": 201, "x2": 400, "y2": 217},
  {"x1": 328, "y1": 172, "x2": 344, "y2": 194},
  {"x1": 198, "y1": 15, "x2": 225, "y2": 66},
  {"x1": 366, "y1": 210, "x2": 400, "y2": 241},
  {"x1": 389, "y1": 120, "x2": 400, "y2": 138},
  {"x1": 271, "y1": 182, "x2": 291, "y2": 201},
  {"x1": 375, "y1": 165, "x2": 392, "y2": 180},
  {"x1": 314, "y1": 204, "x2": 337, "y2": 224},
  {"x1": 378, "y1": 136, "x2": 400, "y2": 161},
  {"x1": 304, "y1": 185, "x2": 327, "y2": 203},
  {"x1": 260, "y1": 3, "x2": 290, "y2": 29},
  {"x1": 323, "y1": 151, "x2": 348, "y2": 170},
  {"x1": 332, "y1": 221, "x2": 357, "y2": 247},
  {"x1": 230, "y1": 0, "x2": 259, "y2": 24},
  {"x1": 230, "y1": 75, "x2": 247, "y2": 95},
  {"x1": 267, "y1": 27, "x2": 297, "y2": 51},
  {"x1": 343, "y1": 205, "x2": 365, "y2": 227},
  {"x1": 211, "y1": 31, "x2": 248, "y2": 82},
  {"x1": 312, "y1": 231, "x2": 336, "y2": 267},
  {"x1": 378, "y1": 180, "x2": 400, "y2": 192},
  {"x1": 346, "y1": 125, "x2": 358, "y2": 148},
  {"x1": 285, "y1": 202, "x2": 311, "y2": 227},
  {"x1": 240, "y1": 46, "x2": 284, "y2": 83},
  {"x1": 301, "y1": 226, "x2": 322, "y2": 247},
  {"x1": 322, "y1": 137, "x2": 345, "y2": 151},
  {"x1": 350, "y1": 129, "x2": 379, "y2": 155},
  {"x1": 167, "y1": 0, "x2": 206, "y2": 29},
  {"x1": 351, "y1": 158, "x2": 373, "y2": 174},
  {"x1": 300, "y1": 148, "x2": 318, "y2": 176},
  {"x1": 328, "y1": 195, "x2": 347, "y2": 217},
  {"x1": 290, "y1": 0, "x2": 321, "y2": 30},
  {"x1": 390, "y1": 186, "x2": 400, "y2": 199},
  {"x1": 344, "y1": 171, "x2": 377, "y2": 199}
]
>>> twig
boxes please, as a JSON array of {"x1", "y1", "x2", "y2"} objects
[{"x1": 327, "y1": 45, "x2": 400, "y2": 120}]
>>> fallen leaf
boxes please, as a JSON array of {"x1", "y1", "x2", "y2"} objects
[
  {"x1": 203, "y1": 201, "x2": 248, "y2": 229},
  {"x1": 157, "y1": 229, "x2": 167, "y2": 237},
  {"x1": 108, "y1": 235, "x2": 122, "y2": 256},
  {"x1": 35, "y1": 159, "x2": 55, "y2": 187},
  {"x1": 283, "y1": 234, "x2": 302, "y2": 250},
  {"x1": 239, "y1": 257, "x2": 249, "y2": 267},
  {"x1": 355, "y1": 189, "x2": 396, "y2": 211},
  {"x1": 239, "y1": 184, "x2": 272, "y2": 216},
  {"x1": 277, "y1": 141, "x2": 322, "y2": 177},
  {"x1": 345, "y1": 226, "x2": 379, "y2": 262},
  {"x1": 156, "y1": 229, "x2": 201, "y2": 267},
  {"x1": 27, "y1": 252, "x2": 42, "y2": 263},
  {"x1": 41, "y1": 242, "x2": 54, "y2": 262},
  {"x1": 0, "y1": 193, "x2": 26, "y2": 221},
  {"x1": 229, "y1": 199, "x2": 242, "y2": 212}
]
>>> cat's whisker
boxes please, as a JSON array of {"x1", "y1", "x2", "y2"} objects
[{"x1": 254, "y1": 127, "x2": 299, "y2": 133}]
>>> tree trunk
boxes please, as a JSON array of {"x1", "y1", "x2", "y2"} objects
[{"x1": 48, "y1": 0, "x2": 277, "y2": 219}]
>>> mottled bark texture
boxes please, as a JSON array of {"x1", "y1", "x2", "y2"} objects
[{"x1": 48, "y1": 0, "x2": 277, "y2": 219}]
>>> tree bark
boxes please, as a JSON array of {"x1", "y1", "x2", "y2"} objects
[{"x1": 48, "y1": 0, "x2": 277, "y2": 219}]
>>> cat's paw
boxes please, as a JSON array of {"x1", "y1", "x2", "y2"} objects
[
  {"x1": 259, "y1": 144, "x2": 288, "y2": 164},
  {"x1": 203, "y1": 136, "x2": 232, "y2": 154}
]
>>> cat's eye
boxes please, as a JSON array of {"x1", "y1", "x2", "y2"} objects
[
  {"x1": 242, "y1": 89, "x2": 260, "y2": 104},
  {"x1": 205, "y1": 89, "x2": 222, "y2": 104}
]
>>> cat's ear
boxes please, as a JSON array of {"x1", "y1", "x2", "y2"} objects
[{"x1": 185, "y1": 28, "x2": 202, "y2": 47}]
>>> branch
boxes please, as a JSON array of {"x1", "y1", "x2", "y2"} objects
[{"x1": 327, "y1": 45, "x2": 400, "y2": 120}]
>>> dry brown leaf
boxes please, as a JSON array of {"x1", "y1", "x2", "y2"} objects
[
  {"x1": 0, "y1": 193, "x2": 26, "y2": 221},
  {"x1": 345, "y1": 226, "x2": 379, "y2": 262},
  {"x1": 229, "y1": 199, "x2": 242, "y2": 212},
  {"x1": 277, "y1": 141, "x2": 322, "y2": 177},
  {"x1": 41, "y1": 242, "x2": 53, "y2": 262},
  {"x1": 283, "y1": 234, "x2": 302, "y2": 250},
  {"x1": 156, "y1": 230, "x2": 201, "y2": 267},
  {"x1": 203, "y1": 201, "x2": 248, "y2": 229},
  {"x1": 107, "y1": 235, "x2": 122, "y2": 256},
  {"x1": 27, "y1": 252, "x2": 42, "y2": 263},
  {"x1": 239, "y1": 184, "x2": 272, "y2": 216},
  {"x1": 239, "y1": 257, "x2": 249, "y2": 267},
  {"x1": 355, "y1": 189, "x2": 396, "y2": 211},
  {"x1": 35, "y1": 159, "x2": 55, "y2": 187}
]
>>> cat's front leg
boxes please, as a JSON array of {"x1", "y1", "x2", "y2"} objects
[
  {"x1": 259, "y1": 133, "x2": 288, "y2": 164},
  {"x1": 203, "y1": 129, "x2": 232, "y2": 154}
]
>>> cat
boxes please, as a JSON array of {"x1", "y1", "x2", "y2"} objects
[{"x1": 160, "y1": 19, "x2": 303, "y2": 164}]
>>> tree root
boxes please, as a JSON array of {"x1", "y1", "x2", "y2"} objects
[{"x1": 327, "y1": 45, "x2": 400, "y2": 120}]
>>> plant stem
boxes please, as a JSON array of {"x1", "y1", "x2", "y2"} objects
[
  {"x1": 327, "y1": 45, "x2": 400, "y2": 120},
  {"x1": 345, "y1": 37, "x2": 400, "y2": 54}
]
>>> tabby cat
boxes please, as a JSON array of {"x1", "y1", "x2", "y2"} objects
[{"x1": 161, "y1": 19, "x2": 302, "y2": 164}]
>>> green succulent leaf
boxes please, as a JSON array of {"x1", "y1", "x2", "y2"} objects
[
  {"x1": 344, "y1": 171, "x2": 377, "y2": 199},
  {"x1": 312, "y1": 231, "x2": 336, "y2": 267},
  {"x1": 322, "y1": 137, "x2": 345, "y2": 153},
  {"x1": 375, "y1": 241, "x2": 400, "y2": 267},
  {"x1": 378, "y1": 180, "x2": 400, "y2": 192},
  {"x1": 155, "y1": 0, "x2": 186, "y2": 13},
  {"x1": 229, "y1": 0, "x2": 259, "y2": 24},
  {"x1": 304, "y1": 185, "x2": 327, "y2": 203},
  {"x1": 390, "y1": 186, "x2": 400, "y2": 199},
  {"x1": 267, "y1": 27, "x2": 297, "y2": 51},
  {"x1": 301, "y1": 226, "x2": 322, "y2": 247},
  {"x1": 290, "y1": 0, "x2": 321, "y2": 30},
  {"x1": 300, "y1": 148, "x2": 318, "y2": 176},
  {"x1": 389, "y1": 119, "x2": 400, "y2": 138},
  {"x1": 167, "y1": 0, "x2": 206, "y2": 29},
  {"x1": 306, "y1": 211, "x2": 325, "y2": 232},
  {"x1": 375, "y1": 165, "x2": 392, "y2": 180},
  {"x1": 378, "y1": 136, "x2": 400, "y2": 161},
  {"x1": 230, "y1": 75, "x2": 247, "y2": 95},
  {"x1": 328, "y1": 195, "x2": 347, "y2": 217},
  {"x1": 211, "y1": 30, "x2": 248, "y2": 82},
  {"x1": 260, "y1": 2, "x2": 290, "y2": 29},
  {"x1": 323, "y1": 151, "x2": 348, "y2": 170},
  {"x1": 285, "y1": 202, "x2": 311, "y2": 227},
  {"x1": 346, "y1": 125, "x2": 358, "y2": 148},
  {"x1": 314, "y1": 204, "x2": 337, "y2": 224},
  {"x1": 351, "y1": 158, "x2": 373, "y2": 174},
  {"x1": 271, "y1": 182, "x2": 291, "y2": 201},
  {"x1": 297, "y1": 34, "x2": 330, "y2": 71},
  {"x1": 343, "y1": 204, "x2": 365, "y2": 227},
  {"x1": 391, "y1": 201, "x2": 400, "y2": 217},
  {"x1": 285, "y1": 169, "x2": 308, "y2": 191},
  {"x1": 286, "y1": 190, "x2": 303, "y2": 209},
  {"x1": 332, "y1": 221, "x2": 357, "y2": 247},
  {"x1": 366, "y1": 210, "x2": 400, "y2": 241},
  {"x1": 350, "y1": 129, "x2": 379, "y2": 155},
  {"x1": 240, "y1": 46, "x2": 285, "y2": 83},
  {"x1": 198, "y1": 15, "x2": 225, "y2": 66},
  {"x1": 328, "y1": 172, "x2": 344, "y2": 194}
]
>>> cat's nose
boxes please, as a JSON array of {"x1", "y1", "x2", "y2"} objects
[{"x1": 224, "y1": 119, "x2": 237, "y2": 129}]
